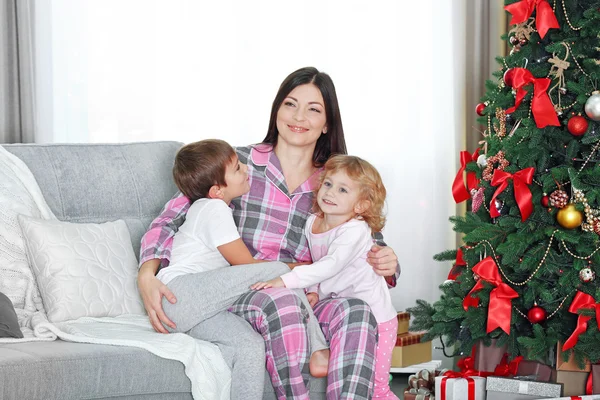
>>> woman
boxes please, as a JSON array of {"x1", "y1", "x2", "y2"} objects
[{"x1": 138, "y1": 67, "x2": 400, "y2": 400}]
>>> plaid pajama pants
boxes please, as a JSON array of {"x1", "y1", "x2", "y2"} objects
[{"x1": 230, "y1": 289, "x2": 377, "y2": 400}]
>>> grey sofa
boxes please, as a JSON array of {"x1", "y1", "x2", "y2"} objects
[{"x1": 0, "y1": 142, "x2": 326, "y2": 400}]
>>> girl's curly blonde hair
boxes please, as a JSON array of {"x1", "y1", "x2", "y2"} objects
[{"x1": 313, "y1": 154, "x2": 387, "y2": 232}]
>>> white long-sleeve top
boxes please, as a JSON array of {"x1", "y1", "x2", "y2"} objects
[{"x1": 280, "y1": 214, "x2": 397, "y2": 324}]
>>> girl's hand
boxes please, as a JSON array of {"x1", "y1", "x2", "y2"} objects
[
  {"x1": 306, "y1": 292, "x2": 319, "y2": 308},
  {"x1": 250, "y1": 277, "x2": 285, "y2": 290},
  {"x1": 367, "y1": 245, "x2": 398, "y2": 277},
  {"x1": 138, "y1": 260, "x2": 177, "y2": 333}
]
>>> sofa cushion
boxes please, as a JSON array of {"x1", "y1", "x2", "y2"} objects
[
  {"x1": 0, "y1": 340, "x2": 193, "y2": 400},
  {"x1": 3, "y1": 142, "x2": 182, "y2": 258},
  {"x1": 0, "y1": 292, "x2": 23, "y2": 338},
  {"x1": 19, "y1": 216, "x2": 145, "y2": 323}
]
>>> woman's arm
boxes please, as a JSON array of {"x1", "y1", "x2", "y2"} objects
[
  {"x1": 138, "y1": 192, "x2": 191, "y2": 333},
  {"x1": 138, "y1": 259, "x2": 177, "y2": 333},
  {"x1": 139, "y1": 192, "x2": 191, "y2": 266}
]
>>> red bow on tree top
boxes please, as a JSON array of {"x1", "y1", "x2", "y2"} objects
[
  {"x1": 490, "y1": 167, "x2": 535, "y2": 222},
  {"x1": 563, "y1": 291, "x2": 600, "y2": 350},
  {"x1": 505, "y1": 68, "x2": 560, "y2": 128},
  {"x1": 505, "y1": 0, "x2": 559, "y2": 39},
  {"x1": 463, "y1": 257, "x2": 519, "y2": 334},
  {"x1": 453, "y1": 149, "x2": 480, "y2": 203}
]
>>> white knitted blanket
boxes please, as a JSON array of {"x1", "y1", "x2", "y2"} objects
[
  {"x1": 0, "y1": 146, "x2": 231, "y2": 400},
  {"x1": 0, "y1": 144, "x2": 55, "y2": 339}
]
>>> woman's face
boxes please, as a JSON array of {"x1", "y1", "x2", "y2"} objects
[{"x1": 275, "y1": 84, "x2": 327, "y2": 151}]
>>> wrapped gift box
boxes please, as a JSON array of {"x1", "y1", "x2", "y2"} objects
[
  {"x1": 397, "y1": 311, "x2": 410, "y2": 335},
  {"x1": 408, "y1": 368, "x2": 436, "y2": 391},
  {"x1": 593, "y1": 364, "x2": 600, "y2": 394},
  {"x1": 473, "y1": 338, "x2": 508, "y2": 372},
  {"x1": 434, "y1": 375, "x2": 486, "y2": 400},
  {"x1": 390, "y1": 332, "x2": 431, "y2": 367},
  {"x1": 485, "y1": 376, "x2": 562, "y2": 399},
  {"x1": 555, "y1": 370, "x2": 589, "y2": 396},
  {"x1": 556, "y1": 342, "x2": 591, "y2": 372},
  {"x1": 516, "y1": 360, "x2": 554, "y2": 382},
  {"x1": 403, "y1": 387, "x2": 432, "y2": 400},
  {"x1": 542, "y1": 397, "x2": 600, "y2": 400}
]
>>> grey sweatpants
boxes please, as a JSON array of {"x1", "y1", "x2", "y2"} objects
[{"x1": 162, "y1": 261, "x2": 328, "y2": 399}]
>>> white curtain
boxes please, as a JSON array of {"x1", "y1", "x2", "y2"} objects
[{"x1": 0, "y1": 0, "x2": 36, "y2": 144}]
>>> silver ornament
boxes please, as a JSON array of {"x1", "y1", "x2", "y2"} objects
[
  {"x1": 579, "y1": 267, "x2": 595, "y2": 283},
  {"x1": 477, "y1": 154, "x2": 487, "y2": 167},
  {"x1": 495, "y1": 199, "x2": 504, "y2": 212},
  {"x1": 585, "y1": 92, "x2": 600, "y2": 121}
]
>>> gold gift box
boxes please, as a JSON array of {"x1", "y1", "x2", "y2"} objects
[
  {"x1": 391, "y1": 332, "x2": 432, "y2": 367},
  {"x1": 397, "y1": 312, "x2": 410, "y2": 335},
  {"x1": 556, "y1": 341, "x2": 591, "y2": 372}
]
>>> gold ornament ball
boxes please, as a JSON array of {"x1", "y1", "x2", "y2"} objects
[{"x1": 556, "y1": 204, "x2": 583, "y2": 229}]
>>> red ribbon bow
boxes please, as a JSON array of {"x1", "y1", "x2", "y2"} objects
[
  {"x1": 448, "y1": 248, "x2": 467, "y2": 281},
  {"x1": 490, "y1": 167, "x2": 535, "y2": 222},
  {"x1": 440, "y1": 371, "x2": 476, "y2": 400},
  {"x1": 463, "y1": 257, "x2": 519, "y2": 334},
  {"x1": 563, "y1": 291, "x2": 600, "y2": 350},
  {"x1": 505, "y1": 68, "x2": 560, "y2": 128},
  {"x1": 493, "y1": 354, "x2": 524, "y2": 377},
  {"x1": 453, "y1": 149, "x2": 480, "y2": 203},
  {"x1": 504, "y1": 0, "x2": 559, "y2": 38}
]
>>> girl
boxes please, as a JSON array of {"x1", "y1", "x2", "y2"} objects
[{"x1": 251, "y1": 155, "x2": 399, "y2": 400}]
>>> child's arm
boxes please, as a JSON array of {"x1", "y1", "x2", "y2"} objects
[
  {"x1": 218, "y1": 238, "x2": 265, "y2": 266},
  {"x1": 281, "y1": 223, "x2": 372, "y2": 289}
]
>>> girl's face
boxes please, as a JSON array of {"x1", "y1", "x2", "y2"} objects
[
  {"x1": 317, "y1": 170, "x2": 364, "y2": 219},
  {"x1": 276, "y1": 84, "x2": 327, "y2": 151}
]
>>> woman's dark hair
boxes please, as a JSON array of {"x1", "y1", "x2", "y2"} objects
[{"x1": 261, "y1": 67, "x2": 347, "y2": 167}]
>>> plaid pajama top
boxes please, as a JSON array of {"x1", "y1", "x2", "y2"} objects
[{"x1": 140, "y1": 143, "x2": 399, "y2": 286}]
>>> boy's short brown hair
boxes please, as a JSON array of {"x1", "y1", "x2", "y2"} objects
[{"x1": 173, "y1": 139, "x2": 236, "y2": 202}]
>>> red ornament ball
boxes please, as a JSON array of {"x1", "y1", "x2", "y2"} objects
[
  {"x1": 503, "y1": 69, "x2": 515, "y2": 87},
  {"x1": 541, "y1": 195, "x2": 549, "y2": 207},
  {"x1": 476, "y1": 103, "x2": 486, "y2": 116},
  {"x1": 568, "y1": 115, "x2": 589, "y2": 136},
  {"x1": 527, "y1": 305, "x2": 547, "y2": 324}
]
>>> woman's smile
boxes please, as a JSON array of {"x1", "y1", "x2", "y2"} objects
[{"x1": 288, "y1": 125, "x2": 309, "y2": 133}]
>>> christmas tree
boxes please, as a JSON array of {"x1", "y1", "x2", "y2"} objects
[{"x1": 408, "y1": 0, "x2": 600, "y2": 368}]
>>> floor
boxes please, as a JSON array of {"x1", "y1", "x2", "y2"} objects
[{"x1": 390, "y1": 373, "x2": 410, "y2": 399}]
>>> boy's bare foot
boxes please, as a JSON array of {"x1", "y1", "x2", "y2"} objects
[{"x1": 309, "y1": 349, "x2": 330, "y2": 378}]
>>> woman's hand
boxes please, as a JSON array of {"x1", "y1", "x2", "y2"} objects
[
  {"x1": 306, "y1": 292, "x2": 319, "y2": 308},
  {"x1": 138, "y1": 259, "x2": 177, "y2": 333},
  {"x1": 251, "y1": 277, "x2": 285, "y2": 290},
  {"x1": 367, "y1": 245, "x2": 398, "y2": 277}
]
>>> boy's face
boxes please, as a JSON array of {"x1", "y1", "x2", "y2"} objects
[{"x1": 222, "y1": 155, "x2": 250, "y2": 201}]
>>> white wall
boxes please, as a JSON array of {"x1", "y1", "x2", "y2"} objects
[{"x1": 34, "y1": 0, "x2": 463, "y2": 316}]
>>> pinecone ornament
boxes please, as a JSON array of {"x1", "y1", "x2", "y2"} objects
[{"x1": 549, "y1": 190, "x2": 569, "y2": 208}]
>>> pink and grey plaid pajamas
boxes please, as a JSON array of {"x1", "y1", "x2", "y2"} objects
[{"x1": 140, "y1": 144, "x2": 400, "y2": 399}]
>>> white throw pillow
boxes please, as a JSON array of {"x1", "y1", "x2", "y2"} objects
[{"x1": 18, "y1": 216, "x2": 145, "y2": 323}]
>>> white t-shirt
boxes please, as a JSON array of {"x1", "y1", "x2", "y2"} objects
[
  {"x1": 156, "y1": 198, "x2": 240, "y2": 285},
  {"x1": 280, "y1": 214, "x2": 397, "y2": 324}
]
